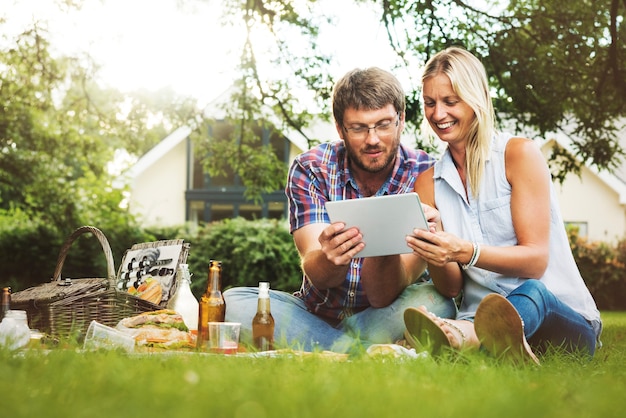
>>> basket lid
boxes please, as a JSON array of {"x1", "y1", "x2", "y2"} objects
[{"x1": 11, "y1": 277, "x2": 109, "y2": 305}]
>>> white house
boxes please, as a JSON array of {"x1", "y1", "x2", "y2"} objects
[
  {"x1": 123, "y1": 110, "x2": 626, "y2": 243},
  {"x1": 123, "y1": 125, "x2": 193, "y2": 228},
  {"x1": 123, "y1": 95, "x2": 335, "y2": 227},
  {"x1": 539, "y1": 131, "x2": 626, "y2": 243}
]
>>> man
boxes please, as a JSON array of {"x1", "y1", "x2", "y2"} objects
[{"x1": 224, "y1": 67, "x2": 456, "y2": 352}]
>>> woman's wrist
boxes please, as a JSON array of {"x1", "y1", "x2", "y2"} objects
[{"x1": 459, "y1": 241, "x2": 480, "y2": 270}]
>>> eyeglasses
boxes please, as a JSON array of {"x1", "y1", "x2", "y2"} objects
[{"x1": 342, "y1": 112, "x2": 400, "y2": 140}]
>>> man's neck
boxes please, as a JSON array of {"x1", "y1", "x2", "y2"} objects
[{"x1": 349, "y1": 161, "x2": 394, "y2": 197}]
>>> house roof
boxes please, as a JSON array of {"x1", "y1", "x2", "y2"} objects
[
  {"x1": 125, "y1": 98, "x2": 325, "y2": 182},
  {"x1": 539, "y1": 131, "x2": 626, "y2": 205},
  {"x1": 124, "y1": 125, "x2": 193, "y2": 181}
]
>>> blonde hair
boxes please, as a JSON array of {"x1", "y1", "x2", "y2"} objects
[{"x1": 422, "y1": 47, "x2": 495, "y2": 197}]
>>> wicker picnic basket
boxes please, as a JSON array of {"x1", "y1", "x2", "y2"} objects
[{"x1": 11, "y1": 226, "x2": 188, "y2": 338}]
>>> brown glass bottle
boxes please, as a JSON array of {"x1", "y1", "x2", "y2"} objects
[
  {"x1": 196, "y1": 260, "x2": 226, "y2": 349},
  {"x1": 1, "y1": 287, "x2": 11, "y2": 322},
  {"x1": 252, "y1": 282, "x2": 275, "y2": 351}
]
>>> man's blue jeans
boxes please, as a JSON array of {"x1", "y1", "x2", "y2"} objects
[
  {"x1": 507, "y1": 280, "x2": 599, "y2": 356},
  {"x1": 224, "y1": 282, "x2": 456, "y2": 353}
]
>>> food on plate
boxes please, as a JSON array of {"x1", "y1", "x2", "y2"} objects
[
  {"x1": 117, "y1": 309, "x2": 195, "y2": 349},
  {"x1": 128, "y1": 276, "x2": 162, "y2": 305}
]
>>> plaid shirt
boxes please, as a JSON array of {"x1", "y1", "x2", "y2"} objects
[{"x1": 285, "y1": 140, "x2": 435, "y2": 323}]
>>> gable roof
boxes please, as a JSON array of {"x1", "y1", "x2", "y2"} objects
[
  {"x1": 125, "y1": 125, "x2": 193, "y2": 180},
  {"x1": 125, "y1": 94, "x2": 321, "y2": 182},
  {"x1": 540, "y1": 131, "x2": 626, "y2": 205}
]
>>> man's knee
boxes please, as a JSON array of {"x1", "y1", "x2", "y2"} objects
[
  {"x1": 223, "y1": 286, "x2": 257, "y2": 302},
  {"x1": 402, "y1": 283, "x2": 456, "y2": 317}
]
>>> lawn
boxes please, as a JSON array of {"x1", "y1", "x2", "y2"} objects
[{"x1": 2, "y1": 311, "x2": 625, "y2": 418}]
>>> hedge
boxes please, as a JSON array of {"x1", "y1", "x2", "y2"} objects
[{"x1": 0, "y1": 216, "x2": 624, "y2": 310}]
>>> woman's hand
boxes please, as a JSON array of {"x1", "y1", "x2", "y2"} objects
[{"x1": 407, "y1": 228, "x2": 471, "y2": 267}]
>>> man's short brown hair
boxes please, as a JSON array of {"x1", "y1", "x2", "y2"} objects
[{"x1": 332, "y1": 67, "x2": 405, "y2": 127}]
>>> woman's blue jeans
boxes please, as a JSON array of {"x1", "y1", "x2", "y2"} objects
[
  {"x1": 224, "y1": 282, "x2": 456, "y2": 353},
  {"x1": 507, "y1": 280, "x2": 598, "y2": 356}
]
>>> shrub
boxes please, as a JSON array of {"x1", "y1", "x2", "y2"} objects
[
  {"x1": 0, "y1": 209, "x2": 62, "y2": 291},
  {"x1": 568, "y1": 228, "x2": 626, "y2": 310},
  {"x1": 186, "y1": 217, "x2": 302, "y2": 296},
  {"x1": 0, "y1": 209, "x2": 154, "y2": 292},
  {"x1": 4, "y1": 213, "x2": 625, "y2": 311}
]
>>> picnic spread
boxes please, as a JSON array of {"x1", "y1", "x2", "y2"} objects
[{"x1": 1, "y1": 226, "x2": 415, "y2": 360}]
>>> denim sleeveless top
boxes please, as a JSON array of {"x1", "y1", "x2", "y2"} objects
[{"x1": 434, "y1": 133, "x2": 601, "y2": 336}]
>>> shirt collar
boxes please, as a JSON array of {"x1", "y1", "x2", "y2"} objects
[{"x1": 341, "y1": 144, "x2": 405, "y2": 197}]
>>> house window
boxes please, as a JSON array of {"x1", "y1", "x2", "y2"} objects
[
  {"x1": 565, "y1": 221, "x2": 588, "y2": 237},
  {"x1": 186, "y1": 119, "x2": 291, "y2": 224}
]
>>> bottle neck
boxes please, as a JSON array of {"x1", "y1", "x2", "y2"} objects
[
  {"x1": 207, "y1": 267, "x2": 222, "y2": 294},
  {"x1": 177, "y1": 267, "x2": 192, "y2": 286},
  {"x1": 257, "y1": 295, "x2": 271, "y2": 313},
  {"x1": 1, "y1": 288, "x2": 10, "y2": 312}
]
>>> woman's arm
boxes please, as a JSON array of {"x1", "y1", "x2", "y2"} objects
[
  {"x1": 407, "y1": 167, "x2": 464, "y2": 298},
  {"x1": 475, "y1": 136, "x2": 550, "y2": 278},
  {"x1": 409, "y1": 138, "x2": 551, "y2": 281}
]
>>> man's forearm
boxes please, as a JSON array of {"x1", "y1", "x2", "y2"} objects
[
  {"x1": 301, "y1": 249, "x2": 350, "y2": 290},
  {"x1": 361, "y1": 255, "x2": 425, "y2": 307}
]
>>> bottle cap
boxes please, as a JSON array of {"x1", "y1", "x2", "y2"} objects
[{"x1": 259, "y1": 282, "x2": 270, "y2": 298}]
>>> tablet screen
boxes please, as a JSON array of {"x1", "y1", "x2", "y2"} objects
[{"x1": 325, "y1": 192, "x2": 428, "y2": 258}]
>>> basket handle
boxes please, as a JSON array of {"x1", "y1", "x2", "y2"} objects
[{"x1": 52, "y1": 226, "x2": 116, "y2": 286}]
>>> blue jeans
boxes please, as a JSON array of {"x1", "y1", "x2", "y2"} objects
[
  {"x1": 507, "y1": 280, "x2": 599, "y2": 356},
  {"x1": 224, "y1": 282, "x2": 456, "y2": 353}
]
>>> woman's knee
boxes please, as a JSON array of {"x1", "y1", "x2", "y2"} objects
[{"x1": 509, "y1": 279, "x2": 548, "y2": 300}]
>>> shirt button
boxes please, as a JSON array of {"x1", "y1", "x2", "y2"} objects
[{"x1": 349, "y1": 292, "x2": 355, "y2": 298}]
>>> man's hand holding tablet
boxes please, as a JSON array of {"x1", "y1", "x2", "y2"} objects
[{"x1": 325, "y1": 193, "x2": 430, "y2": 258}]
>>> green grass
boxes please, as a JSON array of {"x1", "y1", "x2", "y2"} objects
[{"x1": 3, "y1": 312, "x2": 626, "y2": 418}]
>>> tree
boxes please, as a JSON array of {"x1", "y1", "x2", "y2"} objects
[
  {"x1": 0, "y1": 23, "x2": 200, "y2": 229},
  {"x1": 0, "y1": 24, "x2": 111, "y2": 227},
  {"x1": 378, "y1": 0, "x2": 625, "y2": 180},
  {"x1": 215, "y1": 0, "x2": 625, "y2": 183},
  {"x1": 197, "y1": 0, "x2": 335, "y2": 202}
]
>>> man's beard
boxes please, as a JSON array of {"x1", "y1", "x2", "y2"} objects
[{"x1": 346, "y1": 138, "x2": 400, "y2": 174}]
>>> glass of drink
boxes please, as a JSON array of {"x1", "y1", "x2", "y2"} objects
[{"x1": 207, "y1": 322, "x2": 240, "y2": 354}]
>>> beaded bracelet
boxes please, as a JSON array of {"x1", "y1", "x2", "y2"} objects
[{"x1": 461, "y1": 242, "x2": 481, "y2": 270}]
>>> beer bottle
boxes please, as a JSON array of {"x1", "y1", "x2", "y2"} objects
[
  {"x1": 1, "y1": 287, "x2": 10, "y2": 322},
  {"x1": 196, "y1": 260, "x2": 226, "y2": 349},
  {"x1": 252, "y1": 282, "x2": 275, "y2": 351}
]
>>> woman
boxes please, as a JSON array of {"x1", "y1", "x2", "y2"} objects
[{"x1": 404, "y1": 47, "x2": 601, "y2": 363}]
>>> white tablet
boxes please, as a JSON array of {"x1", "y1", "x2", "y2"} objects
[{"x1": 325, "y1": 192, "x2": 429, "y2": 258}]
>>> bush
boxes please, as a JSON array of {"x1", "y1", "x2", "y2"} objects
[
  {"x1": 568, "y1": 228, "x2": 626, "y2": 310},
  {"x1": 186, "y1": 217, "x2": 302, "y2": 296},
  {"x1": 0, "y1": 214, "x2": 302, "y2": 297},
  {"x1": 3, "y1": 213, "x2": 624, "y2": 311},
  {"x1": 0, "y1": 210, "x2": 155, "y2": 292},
  {"x1": 0, "y1": 209, "x2": 62, "y2": 290}
]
